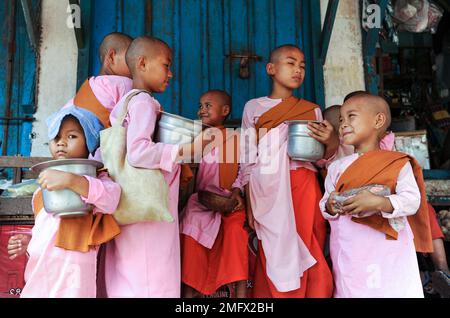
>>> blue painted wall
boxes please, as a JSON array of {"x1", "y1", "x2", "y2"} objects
[
  {"x1": 0, "y1": 1, "x2": 37, "y2": 163},
  {"x1": 86, "y1": 0, "x2": 324, "y2": 122}
]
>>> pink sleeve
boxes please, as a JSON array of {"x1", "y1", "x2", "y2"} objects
[
  {"x1": 232, "y1": 101, "x2": 257, "y2": 189},
  {"x1": 319, "y1": 161, "x2": 340, "y2": 220},
  {"x1": 380, "y1": 131, "x2": 396, "y2": 151},
  {"x1": 80, "y1": 172, "x2": 121, "y2": 215},
  {"x1": 125, "y1": 96, "x2": 180, "y2": 172},
  {"x1": 231, "y1": 166, "x2": 244, "y2": 191},
  {"x1": 382, "y1": 162, "x2": 421, "y2": 218}
]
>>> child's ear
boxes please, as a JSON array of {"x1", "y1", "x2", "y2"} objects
[
  {"x1": 375, "y1": 112, "x2": 386, "y2": 129},
  {"x1": 105, "y1": 48, "x2": 116, "y2": 66},
  {"x1": 266, "y1": 63, "x2": 275, "y2": 76},
  {"x1": 137, "y1": 56, "x2": 146, "y2": 71},
  {"x1": 222, "y1": 105, "x2": 231, "y2": 117}
]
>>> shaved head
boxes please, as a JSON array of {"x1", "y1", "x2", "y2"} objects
[
  {"x1": 269, "y1": 44, "x2": 304, "y2": 63},
  {"x1": 202, "y1": 90, "x2": 231, "y2": 108},
  {"x1": 125, "y1": 36, "x2": 171, "y2": 76},
  {"x1": 343, "y1": 90, "x2": 367, "y2": 103},
  {"x1": 345, "y1": 93, "x2": 392, "y2": 134},
  {"x1": 324, "y1": 105, "x2": 341, "y2": 132},
  {"x1": 98, "y1": 32, "x2": 133, "y2": 63},
  {"x1": 201, "y1": 89, "x2": 232, "y2": 120}
]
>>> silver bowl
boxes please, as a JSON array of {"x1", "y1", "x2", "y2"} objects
[
  {"x1": 286, "y1": 120, "x2": 325, "y2": 162},
  {"x1": 156, "y1": 111, "x2": 203, "y2": 145},
  {"x1": 31, "y1": 159, "x2": 103, "y2": 218}
]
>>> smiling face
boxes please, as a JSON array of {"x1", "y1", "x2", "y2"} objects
[
  {"x1": 339, "y1": 103, "x2": 374, "y2": 147},
  {"x1": 49, "y1": 116, "x2": 89, "y2": 159},
  {"x1": 197, "y1": 91, "x2": 230, "y2": 127},
  {"x1": 339, "y1": 96, "x2": 388, "y2": 152},
  {"x1": 267, "y1": 47, "x2": 305, "y2": 90}
]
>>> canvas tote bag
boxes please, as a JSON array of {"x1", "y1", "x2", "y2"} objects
[{"x1": 100, "y1": 90, "x2": 173, "y2": 225}]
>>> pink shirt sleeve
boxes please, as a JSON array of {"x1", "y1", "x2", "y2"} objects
[
  {"x1": 319, "y1": 160, "x2": 341, "y2": 220},
  {"x1": 124, "y1": 94, "x2": 180, "y2": 172},
  {"x1": 80, "y1": 171, "x2": 121, "y2": 215},
  {"x1": 382, "y1": 162, "x2": 421, "y2": 218}
]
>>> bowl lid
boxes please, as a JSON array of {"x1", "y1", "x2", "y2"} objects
[
  {"x1": 31, "y1": 159, "x2": 104, "y2": 173},
  {"x1": 285, "y1": 120, "x2": 322, "y2": 125},
  {"x1": 160, "y1": 111, "x2": 203, "y2": 126}
]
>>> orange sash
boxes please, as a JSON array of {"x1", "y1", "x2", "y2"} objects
[
  {"x1": 73, "y1": 79, "x2": 112, "y2": 128},
  {"x1": 181, "y1": 126, "x2": 239, "y2": 191},
  {"x1": 335, "y1": 150, "x2": 433, "y2": 253},
  {"x1": 216, "y1": 126, "x2": 239, "y2": 191},
  {"x1": 255, "y1": 96, "x2": 318, "y2": 134},
  {"x1": 32, "y1": 174, "x2": 121, "y2": 253}
]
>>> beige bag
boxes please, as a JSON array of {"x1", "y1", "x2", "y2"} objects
[{"x1": 100, "y1": 90, "x2": 173, "y2": 225}]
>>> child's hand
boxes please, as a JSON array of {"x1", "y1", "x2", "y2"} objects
[
  {"x1": 7, "y1": 234, "x2": 31, "y2": 260},
  {"x1": 308, "y1": 120, "x2": 339, "y2": 159},
  {"x1": 341, "y1": 190, "x2": 393, "y2": 215},
  {"x1": 230, "y1": 188, "x2": 245, "y2": 212},
  {"x1": 326, "y1": 191, "x2": 342, "y2": 216},
  {"x1": 38, "y1": 170, "x2": 74, "y2": 191}
]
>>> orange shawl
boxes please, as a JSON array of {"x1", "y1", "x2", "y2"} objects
[
  {"x1": 255, "y1": 96, "x2": 318, "y2": 134},
  {"x1": 216, "y1": 126, "x2": 240, "y2": 191},
  {"x1": 335, "y1": 150, "x2": 433, "y2": 253},
  {"x1": 32, "y1": 175, "x2": 121, "y2": 253},
  {"x1": 73, "y1": 79, "x2": 112, "y2": 128},
  {"x1": 181, "y1": 125, "x2": 239, "y2": 191}
]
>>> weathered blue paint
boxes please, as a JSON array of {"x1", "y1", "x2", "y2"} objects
[
  {"x1": 0, "y1": 1, "x2": 37, "y2": 178},
  {"x1": 320, "y1": 0, "x2": 339, "y2": 63},
  {"x1": 0, "y1": 1, "x2": 37, "y2": 159},
  {"x1": 75, "y1": 0, "x2": 92, "y2": 90},
  {"x1": 84, "y1": 0, "x2": 325, "y2": 122},
  {"x1": 362, "y1": 0, "x2": 388, "y2": 95}
]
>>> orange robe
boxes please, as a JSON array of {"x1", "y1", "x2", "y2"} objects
[
  {"x1": 251, "y1": 96, "x2": 333, "y2": 298},
  {"x1": 181, "y1": 128, "x2": 248, "y2": 296}
]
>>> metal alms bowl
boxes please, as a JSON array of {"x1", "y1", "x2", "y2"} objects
[
  {"x1": 31, "y1": 159, "x2": 103, "y2": 218},
  {"x1": 286, "y1": 120, "x2": 325, "y2": 162},
  {"x1": 156, "y1": 111, "x2": 203, "y2": 145}
]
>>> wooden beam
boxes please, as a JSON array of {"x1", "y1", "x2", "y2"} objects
[
  {"x1": 362, "y1": 0, "x2": 388, "y2": 95},
  {"x1": 0, "y1": 197, "x2": 33, "y2": 216},
  {"x1": 76, "y1": 0, "x2": 92, "y2": 90},
  {"x1": 309, "y1": 0, "x2": 326, "y2": 109},
  {"x1": 0, "y1": 156, "x2": 51, "y2": 168},
  {"x1": 363, "y1": 0, "x2": 388, "y2": 57},
  {"x1": 19, "y1": 0, "x2": 38, "y2": 51},
  {"x1": 68, "y1": 0, "x2": 84, "y2": 49},
  {"x1": 320, "y1": 0, "x2": 339, "y2": 64}
]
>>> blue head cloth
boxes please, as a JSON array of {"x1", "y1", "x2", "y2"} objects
[{"x1": 46, "y1": 105, "x2": 105, "y2": 155}]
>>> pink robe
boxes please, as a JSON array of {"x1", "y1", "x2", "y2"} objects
[
  {"x1": 21, "y1": 172, "x2": 121, "y2": 298},
  {"x1": 231, "y1": 97, "x2": 329, "y2": 292},
  {"x1": 232, "y1": 96, "x2": 325, "y2": 191},
  {"x1": 319, "y1": 153, "x2": 424, "y2": 298},
  {"x1": 105, "y1": 89, "x2": 181, "y2": 298},
  {"x1": 62, "y1": 75, "x2": 133, "y2": 111},
  {"x1": 180, "y1": 148, "x2": 227, "y2": 248}
]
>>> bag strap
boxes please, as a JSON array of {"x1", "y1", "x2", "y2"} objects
[{"x1": 116, "y1": 89, "x2": 152, "y2": 126}]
